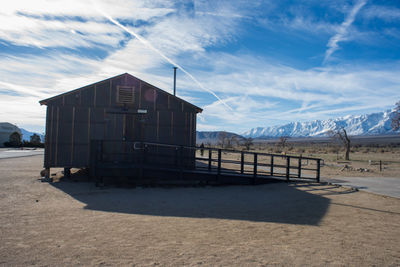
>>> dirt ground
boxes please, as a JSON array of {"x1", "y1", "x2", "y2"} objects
[
  {"x1": 318, "y1": 151, "x2": 400, "y2": 178},
  {"x1": 1, "y1": 155, "x2": 400, "y2": 266}
]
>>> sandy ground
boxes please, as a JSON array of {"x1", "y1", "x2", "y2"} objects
[{"x1": 1, "y1": 155, "x2": 400, "y2": 266}]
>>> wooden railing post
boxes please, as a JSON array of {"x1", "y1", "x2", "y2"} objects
[
  {"x1": 316, "y1": 159, "x2": 321, "y2": 182},
  {"x1": 253, "y1": 153, "x2": 258, "y2": 176},
  {"x1": 179, "y1": 146, "x2": 183, "y2": 179},
  {"x1": 97, "y1": 140, "x2": 103, "y2": 162},
  {"x1": 240, "y1": 151, "x2": 244, "y2": 174},
  {"x1": 139, "y1": 142, "x2": 144, "y2": 179},
  {"x1": 286, "y1": 156, "x2": 290, "y2": 182},
  {"x1": 253, "y1": 153, "x2": 258, "y2": 185},
  {"x1": 298, "y1": 156, "x2": 302, "y2": 178},
  {"x1": 89, "y1": 140, "x2": 98, "y2": 181},
  {"x1": 270, "y1": 155, "x2": 274, "y2": 176},
  {"x1": 174, "y1": 147, "x2": 178, "y2": 167},
  {"x1": 144, "y1": 144, "x2": 148, "y2": 164},
  {"x1": 217, "y1": 149, "x2": 222, "y2": 177},
  {"x1": 208, "y1": 149, "x2": 212, "y2": 171}
]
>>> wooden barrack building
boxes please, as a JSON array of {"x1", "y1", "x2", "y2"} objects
[{"x1": 40, "y1": 73, "x2": 202, "y2": 180}]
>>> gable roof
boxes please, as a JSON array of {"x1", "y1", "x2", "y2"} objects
[{"x1": 39, "y1": 73, "x2": 202, "y2": 113}]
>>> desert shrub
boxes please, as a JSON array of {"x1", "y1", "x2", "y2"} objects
[
  {"x1": 22, "y1": 141, "x2": 44, "y2": 148},
  {"x1": 4, "y1": 132, "x2": 22, "y2": 147},
  {"x1": 297, "y1": 148, "x2": 305, "y2": 154},
  {"x1": 327, "y1": 147, "x2": 339, "y2": 153}
]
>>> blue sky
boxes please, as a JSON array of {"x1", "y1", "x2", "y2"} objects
[{"x1": 0, "y1": 0, "x2": 399, "y2": 134}]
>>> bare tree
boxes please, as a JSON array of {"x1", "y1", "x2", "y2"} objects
[
  {"x1": 228, "y1": 135, "x2": 240, "y2": 148},
  {"x1": 218, "y1": 131, "x2": 228, "y2": 148},
  {"x1": 329, "y1": 128, "x2": 351, "y2": 160},
  {"x1": 391, "y1": 101, "x2": 400, "y2": 131},
  {"x1": 278, "y1": 136, "x2": 288, "y2": 148},
  {"x1": 243, "y1": 137, "x2": 253, "y2": 150}
]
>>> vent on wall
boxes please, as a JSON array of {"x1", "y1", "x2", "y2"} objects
[{"x1": 117, "y1": 86, "x2": 134, "y2": 104}]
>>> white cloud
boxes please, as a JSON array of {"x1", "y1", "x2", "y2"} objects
[
  {"x1": 361, "y1": 5, "x2": 400, "y2": 21},
  {"x1": 0, "y1": 0, "x2": 248, "y2": 131},
  {"x1": 0, "y1": 0, "x2": 175, "y2": 49},
  {"x1": 324, "y1": 0, "x2": 367, "y2": 63},
  {"x1": 2, "y1": 0, "x2": 174, "y2": 20},
  {"x1": 177, "y1": 53, "x2": 400, "y2": 132},
  {"x1": 1, "y1": 0, "x2": 399, "y2": 134}
]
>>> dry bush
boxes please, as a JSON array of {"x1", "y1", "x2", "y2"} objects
[
  {"x1": 308, "y1": 149, "x2": 317, "y2": 153},
  {"x1": 327, "y1": 147, "x2": 339, "y2": 153}
]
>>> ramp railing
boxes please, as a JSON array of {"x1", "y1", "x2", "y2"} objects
[{"x1": 90, "y1": 140, "x2": 321, "y2": 182}]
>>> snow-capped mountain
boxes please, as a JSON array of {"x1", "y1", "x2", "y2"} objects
[{"x1": 243, "y1": 109, "x2": 399, "y2": 138}]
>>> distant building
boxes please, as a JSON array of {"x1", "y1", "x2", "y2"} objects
[{"x1": 0, "y1": 123, "x2": 21, "y2": 147}]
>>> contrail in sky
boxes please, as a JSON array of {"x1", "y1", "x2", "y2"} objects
[
  {"x1": 91, "y1": 1, "x2": 233, "y2": 111},
  {"x1": 323, "y1": 0, "x2": 367, "y2": 63}
]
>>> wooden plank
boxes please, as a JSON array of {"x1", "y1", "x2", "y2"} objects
[
  {"x1": 286, "y1": 157, "x2": 290, "y2": 182},
  {"x1": 139, "y1": 81, "x2": 142, "y2": 108},
  {"x1": 170, "y1": 111, "x2": 174, "y2": 143},
  {"x1": 156, "y1": 111, "x2": 160, "y2": 142},
  {"x1": 208, "y1": 150, "x2": 212, "y2": 171},
  {"x1": 109, "y1": 80, "x2": 112, "y2": 106},
  {"x1": 55, "y1": 106, "x2": 59, "y2": 166},
  {"x1": 298, "y1": 157, "x2": 302, "y2": 178},
  {"x1": 185, "y1": 112, "x2": 188, "y2": 146},
  {"x1": 47, "y1": 106, "x2": 53, "y2": 168},
  {"x1": 253, "y1": 153, "x2": 258, "y2": 184},
  {"x1": 217, "y1": 149, "x2": 222, "y2": 176},
  {"x1": 70, "y1": 106, "x2": 75, "y2": 165},
  {"x1": 240, "y1": 151, "x2": 244, "y2": 174},
  {"x1": 94, "y1": 85, "x2": 97, "y2": 107},
  {"x1": 87, "y1": 107, "x2": 91, "y2": 165},
  {"x1": 189, "y1": 113, "x2": 193, "y2": 146},
  {"x1": 270, "y1": 156, "x2": 274, "y2": 176},
  {"x1": 153, "y1": 89, "x2": 157, "y2": 112},
  {"x1": 179, "y1": 146, "x2": 183, "y2": 179},
  {"x1": 253, "y1": 153, "x2": 257, "y2": 177}
]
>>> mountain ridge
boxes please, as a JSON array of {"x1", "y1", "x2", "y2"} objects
[{"x1": 243, "y1": 109, "x2": 399, "y2": 138}]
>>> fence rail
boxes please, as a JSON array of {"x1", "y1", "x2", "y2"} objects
[{"x1": 91, "y1": 140, "x2": 321, "y2": 183}]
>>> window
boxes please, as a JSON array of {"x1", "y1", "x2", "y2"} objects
[{"x1": 116, "y1": 86, "x2": 134, "y2": 104}]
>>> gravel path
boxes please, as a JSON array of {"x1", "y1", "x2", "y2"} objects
[
  {"x1": 0, "y1": 148, "x2": 44, "y2": 159},
  {"x1": 324, "y1": 176, "x2": 400, "y2": 198}
]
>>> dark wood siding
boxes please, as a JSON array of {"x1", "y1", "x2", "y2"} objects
[{"x1": 42, "y1": 73, "x2": 201, "y2": 168}]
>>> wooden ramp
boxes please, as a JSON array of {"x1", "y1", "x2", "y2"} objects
[{"x1": 90, "y1": 141, "x2": 322, "y2": 186}]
